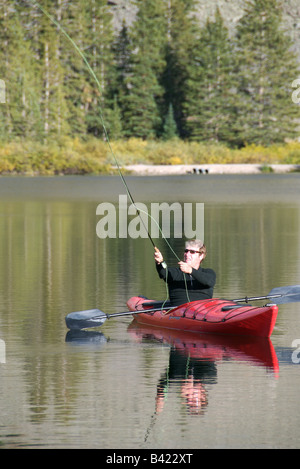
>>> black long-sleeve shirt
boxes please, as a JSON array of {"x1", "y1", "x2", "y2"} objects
[{"x1": 156, "y1": 262, "x2": 216, "y2": 306}]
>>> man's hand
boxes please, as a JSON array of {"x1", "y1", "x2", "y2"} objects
[
  {"x1": 154, "y1": 247, "x2": 164, "y2": 264},
  {"x1": 178, "y1": 261, "x2": 192, "y2": 274}
]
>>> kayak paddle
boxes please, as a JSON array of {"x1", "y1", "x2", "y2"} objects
[
  {"x1": 65, "y1": 305, "x2": 176, "y2": 330},
  {"x1": 232, "y1": 284, "x2": 300, "y2": 305},
  {"x1": 65, "y1": 284, "x2": 300, "y2": 330}
]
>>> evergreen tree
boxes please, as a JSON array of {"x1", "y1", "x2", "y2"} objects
[
  {"x1": 184, "y1": 8, "x2": 235, "y2": 143},
  {"x1": 123, "y1": 57, "x2": 162, "y2": 139},
  {"x1": 107, "y1": 95, "x2": 123, "y2": 139},
  {"x1": 108, "y1": 20, "x2": 131, "y2": 139},
  {"x1": 83, "y1": 0, "x2": 115, "y2": 137},
  {"x1": 60, "y1": 0, "x2": 88, "y2": 137},
  {"x1": 31, "y1": 0, "x2": 70, "y2": 141},
  {"x1": 162, "y1": 0, "x2": 198, "y2": 138},
  {"x1": 122, "y1": 0, "x2": 168, "y2": 139},
  {"x1": 233, "y1": 0, "x2": 300, "y2": 146},
  {"x1": 111, "y1": 20, "x2": 132, "y2": 108},
  {"x1": 1, "y1": 0, "x2": 299, "y2": 147},
  {"x1": 0, "y1": 1, "x2": 38, "y2": 140},
  {"x1": 162, "y1": 103, "x2": 178, "y2": 140}
]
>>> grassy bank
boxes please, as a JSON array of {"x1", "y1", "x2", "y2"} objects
[{"x1": 0, "y1": 137, "x2": 300, "y2": 175}]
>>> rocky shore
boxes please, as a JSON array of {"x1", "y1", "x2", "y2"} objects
[{"x1": 123, "y1": 163, "x2": 300, "y2": 176}]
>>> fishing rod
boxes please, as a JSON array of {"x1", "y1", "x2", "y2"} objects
[
  {"x1": 25, "y1": 1, "x2": 190, "y2": 308},
  {"x1": 26, "y1": 0, "x2": 180, "y2": 255}
]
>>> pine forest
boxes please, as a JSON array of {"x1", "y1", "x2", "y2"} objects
[{"x1": 1, "y1": 0, "x2": 300, "y2": 174}]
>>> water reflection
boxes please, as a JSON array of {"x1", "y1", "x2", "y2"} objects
[
  {"x1": 65, "y1": 329, "x2": 108, "y2": 347},
  {"x1": 65, "y1": 321, "x2": 280, "y2": 419},
  {"x1": 1, "y1": 175, "x2": 300, "y2": 448},
  {"x1": 128, "y1": 321, "x2": 279, "y2": 367},
  {"x1": 128, "y1": 322, "x2": 282, "y2": 431},
  {"x1": 154, "y1": 348, "x2": 216, "y2": 416}
]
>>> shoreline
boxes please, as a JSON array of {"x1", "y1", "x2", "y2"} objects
[
  {"x1": 122, "y1": 163, "x2": 300, "y2": 176},
  {"x1": 0, "y1": 163, "x2": 299, "y2": 177}
]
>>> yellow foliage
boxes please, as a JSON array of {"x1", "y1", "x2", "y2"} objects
[
  {"x1": 0, "y1": 137, "x2": 299, "y2": 175},
  {"x1": 167, "y1": 156, "x2": 183, "y2": 165}
]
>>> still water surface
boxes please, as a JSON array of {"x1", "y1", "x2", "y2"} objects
[{"x1": 0, "y1": 174, "x2": 300, "y2": 449}]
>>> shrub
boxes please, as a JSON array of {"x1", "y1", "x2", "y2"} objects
[{"x1": 0, "y1": 137, "x2": 299, "y2": 175}]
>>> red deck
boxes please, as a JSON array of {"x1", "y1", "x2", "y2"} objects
[{"x1": 126, "y1": 297, "x2": 278, "y2": 338}]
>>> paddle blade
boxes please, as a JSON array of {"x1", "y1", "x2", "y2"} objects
[
  {"x1": 65, "y1": 309, "x2": 107, "y2": 330},
  {"x1": 268, "y1": 285, "x2": 300, "y2": 305}
]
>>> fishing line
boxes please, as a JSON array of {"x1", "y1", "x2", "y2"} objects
[
  {"x1": 26, "y1": 0, "x2": 179, "y2": 252},
  {"x1": 24, "y1": 0, "x2": 190, "y2": 301}
]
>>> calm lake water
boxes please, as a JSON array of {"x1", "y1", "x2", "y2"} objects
[{"x1": 0, "y1": 173, "x2": 300, "y2": 450}]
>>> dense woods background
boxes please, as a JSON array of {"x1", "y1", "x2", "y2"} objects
[{"x1": 1, "y1": 0, "x2": 300, "y2": 173}]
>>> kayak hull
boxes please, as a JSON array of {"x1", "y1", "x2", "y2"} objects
[{"x1": 126, "y1": 297, "x2": 278, "y2": 338}]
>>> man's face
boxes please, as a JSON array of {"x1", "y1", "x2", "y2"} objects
[{"x1": 184, "y1": 246, "x2": 202, "y2": 269}]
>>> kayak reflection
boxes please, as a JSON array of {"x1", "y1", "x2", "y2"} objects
[
  {"x1": 128, "y1": 320, "x2": 279, "y2": 371},
  {"x1": 128, "y1": 320, "x2": 279, "y2": 416}
]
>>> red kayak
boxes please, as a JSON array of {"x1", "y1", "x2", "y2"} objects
[{"x1": 126, "y1": 296, "x2": 278, "y2": 338}]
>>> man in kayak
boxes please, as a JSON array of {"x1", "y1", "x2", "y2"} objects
[{"x1": 154, "y1": 240, "x2": 216, "y2": 306}]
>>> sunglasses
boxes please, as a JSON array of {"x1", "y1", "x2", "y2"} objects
[{"x1": 184, "y1": 249, "x2": 200, "y2": 254}]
